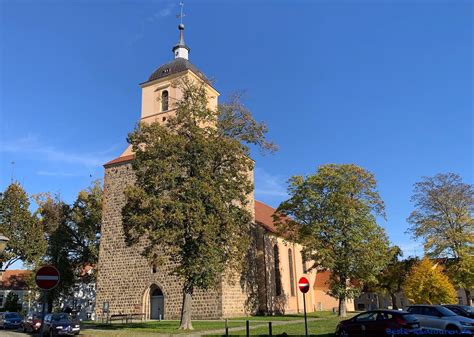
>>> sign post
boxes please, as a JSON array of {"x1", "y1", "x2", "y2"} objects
[
  {"x1": 35, "y1": 265, "x2": 60, "y2": 337},
  {"x1": 298, "y1": 277, "x2": 310, "y2": 337}
]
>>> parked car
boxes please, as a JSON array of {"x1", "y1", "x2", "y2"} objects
[
  {"x1": 22, "y1": 312, "x2": 42, "y2": 333},
  {"x1": 335, "y1": 309, "x2": 421, "y2": 337},
  {"x1": 43, "y1": 313, "x2": 80, "y2": 336},
  {"x1": 443, "y1": 305, "x2": 474, "y2": 320},
  {"x1": 0, "y1": 312, "x2": 23, "y2": 329},
  {"x1": 407, "y1": 304, "x2": 474, "y2": 334}
]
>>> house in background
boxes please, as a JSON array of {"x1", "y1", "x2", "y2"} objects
[
  {"x1": 312, "y1": 270, "x2": 355, "y2": 312},
  {"x1": 58, "y1": 265, "x2": 96, "y2": 321},
  {"x1": 0, "y1": 269, "x2": 31, "y2": 311}
]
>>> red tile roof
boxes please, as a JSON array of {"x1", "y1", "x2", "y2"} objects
[
  {"x1": 104, "y1": 154, "x2": 135, "y2": 167},
  {"x1": 254, "y1": 200, "x2": 279, "y2": 233},
  {"x1": 0, "y1": 270, "x2": 31, "y2": 290},
  {"x1": 313, "y1": 270, "x2": 331, "y2": 290}
]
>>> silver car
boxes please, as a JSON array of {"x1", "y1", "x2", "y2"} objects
[{"x1": 407, "y1": 304, "x2": 474, "y2": 334}]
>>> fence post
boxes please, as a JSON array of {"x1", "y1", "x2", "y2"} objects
[
  {"x1": 225, "y1": 318, "x2": 229, "y2": 337},
  {"x1": 268, "y1": 321, "x2": 272, "y2": 337},
  {"x1": 246, "y1": 320, "x2": 250, "y2": 337}
]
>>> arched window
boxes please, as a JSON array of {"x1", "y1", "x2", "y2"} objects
[
  {"x1": 273, "y1": 245, "x2": 282, "y2": 296},
  {"x1": 161, "y1": 90, "x2": 169, "y2": 111},
  {"x1": 288, "y1": 249, "x2": 295, "y2": 296}
]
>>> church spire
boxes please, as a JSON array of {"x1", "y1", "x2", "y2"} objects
[{"x1": 172, "y1": 2, "x2": 190, "y2": 60}]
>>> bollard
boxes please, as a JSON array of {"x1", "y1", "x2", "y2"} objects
[
  {"x1": 268, "y1": 321, "x2": 272, "y2": 337},
  {"x1": 225, "y1": 318, "x2": 229, "y2": 337},
  {"x1": 246, "y1": 320, "x2": 250, "y2": 337}
]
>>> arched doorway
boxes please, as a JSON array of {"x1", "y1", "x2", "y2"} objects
[{"x1": 150, "y1": 286, "x2": 164, "y2": 320}]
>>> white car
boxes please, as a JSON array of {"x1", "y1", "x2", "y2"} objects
[{"x1": 407, "y1": 304, "x2": 474, "y2": 334}]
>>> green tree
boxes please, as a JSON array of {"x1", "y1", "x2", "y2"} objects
[
  {"x1": 35, "y1": 181, "x2": 103, "y2": 309},
  {"x1": 375, "y1": 246, "x2": 417, "y2": 309},
  {"x1": 3, "y1": 292, "x2": 22, "y2": 312},
  {"x1": 122, "y1": 79, "x2": 273, "y2": 329},
  {"x1": 70, "y1": 180, "x2": 103, "y2": 279},
  {"x1": 276, "y1": 164, "x2": 391, "y2": 317},
  {"x1": 403, "y1": 257, "x2": 457, "y2": 305},
  {"x1": 407, "y1": 173, "x2": 473, "y2": 305},
  {"x1": 0, "y1": 183, "x2": 46, "y2": 269},
  {"x1": 35, "y1": 193, "x2": 76, "y2": 311}
]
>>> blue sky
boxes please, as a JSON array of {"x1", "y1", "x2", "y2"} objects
[{"x1": 1, "y1": 0, "x2": 472, "y2": 262}]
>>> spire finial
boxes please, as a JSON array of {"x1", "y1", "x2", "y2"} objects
[
  {"x1": 173, "y1": 2, "x2": 190, "y2": 60},
  {"x1": 178, "y1": 2, "x2": 185, "y2": 25}
]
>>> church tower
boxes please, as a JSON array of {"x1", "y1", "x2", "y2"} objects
[
  {"x1": 95, "y1": 22, "x2": 249, "y2": 321},
  {"x1": 119, "y1": 23, "x2": 219, "y2": 159}
]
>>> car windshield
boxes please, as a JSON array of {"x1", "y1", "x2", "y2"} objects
[
  {"x1": 437, "y1": 306, "x2": 457, "y2": 316},
  {"x1": 458, "y1": 306, "x2": 474, "y2": 313},
  {"x1": 5, "y1": 313, "x2": 21, "y2": 319},
  {"x1": 400, "y1": 314, "x2": 418, "y2": 322},
  {"x1": 52, "y1": 314, "x2": 70, "y2": 322}
]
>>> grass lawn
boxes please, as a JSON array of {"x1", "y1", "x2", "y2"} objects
[
  {"x1": 80, "y1": 311, "x2": 351, "y2": 336},
  {"x1": 228, "y1": 311, "x2": 337, "y2": 322},
  {"x1": 82, "y1": 320, "x2": 242, "y2": 333},
  {"x1": 226, "y1": 315, "x2": 343, "y2": 336}
]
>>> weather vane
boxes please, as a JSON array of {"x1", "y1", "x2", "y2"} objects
[{"x1": 177, "y1": 2, "x2": 185, "y2": 25}]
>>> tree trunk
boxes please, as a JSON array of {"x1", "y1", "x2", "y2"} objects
[
  {"x1": 179, "y1": 286, "x2": 194, "y2": 330},
  {"x1": 465, "y1": 288, "x2": 472, "y2": 306},
  {"x1": 390, "y1": 293, "x2": 398, "y2": 310},
  {"x1": 338, "y1": 295, "x2": 347, "y2": 318}
]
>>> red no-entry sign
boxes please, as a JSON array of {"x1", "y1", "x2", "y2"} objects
[
  {"x1": 298, "y1": 276, "x2": 310, "y2": 293},
  {"x1": 35, "y1": 265, "x2": 60, "y2": 290}
]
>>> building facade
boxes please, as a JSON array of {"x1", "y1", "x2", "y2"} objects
[
  {"x1": 0, "y1": 270, "x2": 30, "y2": 312},
  {"x1": 95, "y1": 24, "x2": 349, "y2": 320}
]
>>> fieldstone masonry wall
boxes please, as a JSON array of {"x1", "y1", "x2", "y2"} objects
[{"x1": 96, "y1": 161, "x2": 251, "y2": 320}]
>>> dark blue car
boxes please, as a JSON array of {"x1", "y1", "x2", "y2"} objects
[{"x1": 0, "y1": 312, "x2": 23, "y2": 329}]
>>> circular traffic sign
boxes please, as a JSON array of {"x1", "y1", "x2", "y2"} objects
[
  {"x1": 35, "y1": 265, "x2": 60, "y2": 290},
  {"x1": 298, "y1": 276, "x2": 310, "y2": 293}
]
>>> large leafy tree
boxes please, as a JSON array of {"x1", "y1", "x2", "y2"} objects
[
  {"x1": 276, "y1": 164, "x2": 391, "y2": 317},
  {"x1": 407, "y1": 173, "x2": 473, "y2": 305},
  {"x1": 403, "y1": 257, "x2": 457, "y2": 305},
  {"x1": 35, "y1": 181, "x2": 103, "y2": 309},
  {"x1": 0, "y1": 183, "x2": 46, "y2": 269},
  {"x1": 375, "y1": 246, "x2": 417, "y2": 309},
  {"x1": 122, "y1": 79, "x2": 273, "y2": 329}
]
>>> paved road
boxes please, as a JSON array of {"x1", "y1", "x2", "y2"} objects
[{"x1": 0, "y1": 329, "x2": 29, "y2": 337}]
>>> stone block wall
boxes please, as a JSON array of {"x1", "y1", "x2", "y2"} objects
[{"x1": 95, "y1": 161, "x2": 226, "y2": 320}]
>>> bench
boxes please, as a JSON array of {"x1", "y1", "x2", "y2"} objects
[
  {"x1": 107, "y1": 313, "x2": 146, "y2": 324},
  {"x1": 107, "y1": 314, "x2": 128, "y2": 324},
  {"x1": 127, "y1": 313, "x2": 145, "y2": 323}
]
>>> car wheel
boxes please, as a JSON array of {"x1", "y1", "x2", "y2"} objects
[
  {"x1": 338, "y1": 329, "x2": 350, "y2": 337},
  {"x1": 446, "y1": 325, "x2": 460, "y2": 333}
]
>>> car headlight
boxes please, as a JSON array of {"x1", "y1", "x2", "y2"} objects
[
  {"x1": 56, "y1": 325, "x2": 63, "y2": 329},
  {"x1": 75, "y1": 324, "x2": 80, "y2": 327},
  {"x1": 35, "y1": 322, "x2": 41, "y2": 326},
  {"x1": 460, "y1": 321, "x2": 473, "y2": 326}
]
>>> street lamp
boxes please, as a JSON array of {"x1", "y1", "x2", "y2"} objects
[{"x1": 0, "y1": 233, "x2": 9, "y2": 253}]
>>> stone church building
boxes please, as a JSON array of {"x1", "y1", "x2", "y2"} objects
[{"x1": 96, "y1": 24, "x2": 351, "y2": 320}]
